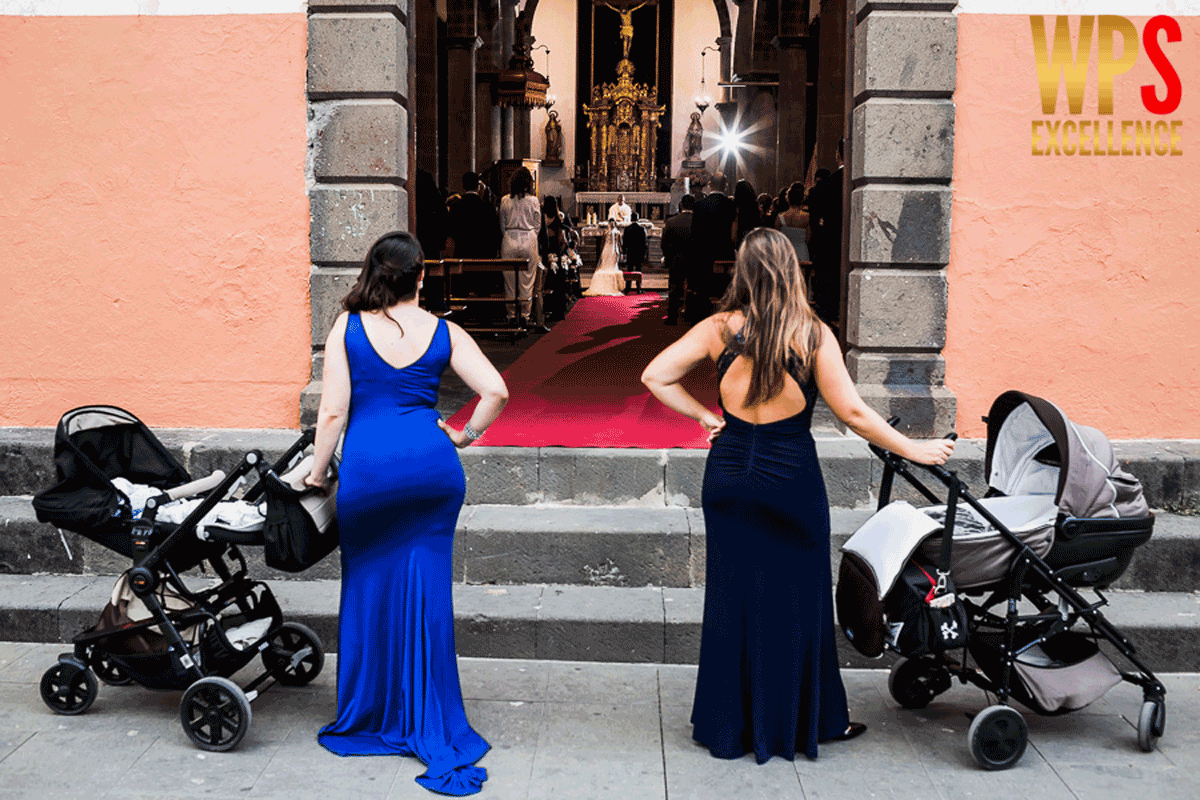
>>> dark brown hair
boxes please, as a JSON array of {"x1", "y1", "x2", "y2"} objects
[
  {"x1": 717, "y1": 228, "x2": 822, "y2": 406},
  {"x1": 509, "y1": 166, "x2": 534, "y2": 199},
  {"x1": 342, "y1": 232, "x2": 425, "y2": 333}
]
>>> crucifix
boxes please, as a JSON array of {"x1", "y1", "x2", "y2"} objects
[{"x1": 601, "y1": 1, "x2": 649, "y2": 60}]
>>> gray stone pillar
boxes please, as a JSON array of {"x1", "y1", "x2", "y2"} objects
[
  {"x1": 475, "y1": 6, "x2": 499, "y2": 173},
  {"x1": 513, "y1": 107, "x2": 532, "y2": 160},
  {"x1": 445, "y1": 0, "x2": 481, "y2": 188},
  {"x1": 773, "y1": 2, "x2": 809, "y2": 192},
  {"x1": 414, "y1": 0, "x2": 440, "y2": 181},
  {"x1": 498, "y1": 0, "x2": 516, "y2": 161},
  {"x1": 304, "y1": 2, "x2": 412, "y2": 424},
  {"x1": 846, "y1": 0, "x2": 957, "y2": 436},
  {"x1": 716, "y1": 36, "x2": 733, "y2": 105},
  {"x1": 815, "y1": 0, "x2": 846, "y2": 172}
]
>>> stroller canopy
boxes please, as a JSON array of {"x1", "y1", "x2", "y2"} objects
[
  {"x1": 33, "y1": 405, "x2": 191, "y2": 532},
  {"x1": 984, "y1": 391, "x2": 1148, "y2": 520}
]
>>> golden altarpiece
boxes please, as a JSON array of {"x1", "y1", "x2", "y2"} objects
[
  {"x1": 582, "y1": 1, "x2": 666, "y2": 193},
  {"x1": 584, "y1": 57, "x2": 664, "y2": 192}
]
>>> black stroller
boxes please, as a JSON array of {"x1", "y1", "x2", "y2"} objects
[
  {"x1": 31, "y1": 405, "x2": 334, "y2": 751},
  {"x1": 837, "y1": 391, "x2": 1164, "y2": 770}
]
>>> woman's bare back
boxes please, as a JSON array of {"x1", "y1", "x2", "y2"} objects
[{"x1": 714, "y1": 311, "x2": 810, "y2": 424}]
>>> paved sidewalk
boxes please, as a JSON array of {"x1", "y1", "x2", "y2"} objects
[{"x1": 1, "y1": 644, "x2": 1197, "y2": 800}]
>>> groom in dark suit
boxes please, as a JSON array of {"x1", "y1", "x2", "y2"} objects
[
  {"x1": 661, "y1": 194, "x2": 695, "y2": 325},
  {"x1": 622, "y1": 212, "x2": 647, "y2": 271}
]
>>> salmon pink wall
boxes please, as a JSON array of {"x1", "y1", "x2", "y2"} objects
[
  {"x1": 947, "y1": 10, "x2": 1200, "y2": 438},
  {"x1": 0, "y1": 13, "x2": 309, "y2": 429}
]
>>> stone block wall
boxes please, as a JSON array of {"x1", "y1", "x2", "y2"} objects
[
  {"x1": 303, "y1": 2, "x2": 414, "y2": 424},
  {"x1": 847, "y1": 0, "x2": 958, "y2": 436}
]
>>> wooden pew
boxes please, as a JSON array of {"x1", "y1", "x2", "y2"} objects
[{"x1": 440, "y1": 258, "x2": 532, "y2": 337}]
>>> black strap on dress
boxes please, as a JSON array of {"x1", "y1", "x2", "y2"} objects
[{"x1": 716, "y1": 330, "x2": 808, "y2": 387}]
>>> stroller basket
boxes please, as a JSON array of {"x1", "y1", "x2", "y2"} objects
[{"x1": 971, "y1": 630, "x2": 1122, "y2": 716}]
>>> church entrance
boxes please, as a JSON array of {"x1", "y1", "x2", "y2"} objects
[{"x1": 303, "y1": 0, "x2": 958, "y2": 437}]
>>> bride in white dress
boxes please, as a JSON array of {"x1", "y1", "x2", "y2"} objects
[{"x1": 584, "y1": 225, "x2": 625, "y2": 296}]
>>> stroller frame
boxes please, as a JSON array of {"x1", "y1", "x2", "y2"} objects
[
  {"x1": 869, "y1": 436, "x2": 1166, "y2": 769},
  {"x1": 39, "y1": 423, "x2": 326, "y2": 752}
]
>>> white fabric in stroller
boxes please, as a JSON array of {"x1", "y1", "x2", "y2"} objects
[{"x1": 842, "y1": 502, "x2": 942, "y2": 600}]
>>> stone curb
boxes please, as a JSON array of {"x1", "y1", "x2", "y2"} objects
[
  {"x1": 1, "y1": 575, "x2": 1198, "y2": 672},
  {"x1": 4, "y1": 429, "x2": 1199, "y2": 508},
  {"x1": 5, "y1": 499, "x2": 1197, "y2": 593}
]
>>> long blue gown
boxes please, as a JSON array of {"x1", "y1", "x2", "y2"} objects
[
  {"x1": 691, "y1": 339, "x2": 851, "y2": 761},
  {"x1": 318, "y1": 313, "x2": 489, "y2": 796}
]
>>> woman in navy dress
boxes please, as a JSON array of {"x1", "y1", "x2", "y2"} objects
[
  {"x1": 642, "y1": 228, "x2": 954, "y2": 762},
  {"x1": 305, "y1": 232, "x2": 508, "y2": 796}
]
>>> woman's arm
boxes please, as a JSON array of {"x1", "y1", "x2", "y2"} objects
[
  {"x1": 641, "y1": 316, "x2": 726, "y2": 441},
  {"x1": 437, "y1": 322, "x2": 510, "y2": 447},
  {"x1": 305, "y1": 312, "x2": 352, "y2": 489},
  {"x1": 813, "y1": 323, "x2": 954, "y2": 464}
]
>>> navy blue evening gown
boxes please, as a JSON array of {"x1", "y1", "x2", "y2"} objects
[
  {"x1": 318, "y1": 314, "x2": 489, "y2": 796},
  {"x1": 691, "y1": 344, "x2": 851, "y2": 761}
]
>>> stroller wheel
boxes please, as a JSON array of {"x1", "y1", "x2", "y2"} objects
[
  {"x1": 90, "y1": 651, "x2": 133, "y2": 687},
  {"x1": 968, "y1": 704, "x2": 1028, "y2": 770},
  {"x1": 261, "y1": 622, "x2": 325, "y2": 687},
  {"x1": 1137, "y1": 699, "x2": 1166, "y2": 752},
  {"x1": 888, "y1": 657, "x2": 951, "y2": 710},
  {"x1": 40, "y1": 661, "x2": 99, "y2": 716},
  {"x1": 180, "y1": 676, "x2": 252, "y2": 752}
]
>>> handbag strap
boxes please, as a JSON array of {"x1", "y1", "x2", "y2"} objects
[{"x1": 932, "y1": 476, "x2": 959, "y2": 595}]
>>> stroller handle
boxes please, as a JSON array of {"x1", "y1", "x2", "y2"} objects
[
  {"x1": 165, "y1": 470, "x2": 226, "y2": 501},
  {"x1": 868, "y1": 419, "x2": 959, "y2": 507}
]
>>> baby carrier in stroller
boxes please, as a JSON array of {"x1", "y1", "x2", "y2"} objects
[
  {"x1": 30, "y1": 405, "x2": 335, "y2": 751},
  {"x1": 836, "y1": 390, "x2": 1164, "y2": 770}
]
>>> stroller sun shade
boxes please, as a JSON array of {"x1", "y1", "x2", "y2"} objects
[
  {"x1": 33, "y1": 405, "x2": 192, "y2": 533},
  {"x1": 984, "y1": 391, "x2": 1149, "y2": 520}
]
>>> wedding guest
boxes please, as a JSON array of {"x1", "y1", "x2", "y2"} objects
[
  {"x1": 499, "y1": 167, "x2": 541, "y2": 322},
  {"x1": 641, "y1": 227, "x2": 954, "y2": 765},
  {"x1": 308, "y1": 231, "x2": 508, "y2": 796}
]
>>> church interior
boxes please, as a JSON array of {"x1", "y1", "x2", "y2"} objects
[
  {"x1": 418, "y1": 0, "x2": 849, "y2": 261},
  {"x1": 412, "y1": 0, "x2": 858, "y2": 446}
]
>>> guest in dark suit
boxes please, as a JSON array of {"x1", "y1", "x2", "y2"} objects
[
  {"x1": 622, "y1": 212, "x2": 648, "y2": 272},
  {"x1": 445, "y1": 171, "x2": 504, "y2": 307},
  {"x1": 806, "y1": 141, "x2": 844, "y2": 327},
  {"x1": 414, "y1": 169, "x2": 448, "y2": 311},
  {"x1": 688, "y1": 172, "x2": 737, "y2": 323},
  {"x1": 662, "y1": 194, "x2": 695, "y2": 325},
  {"x1": 446, "y1": 171, "x2": 501, "y2": 259}
]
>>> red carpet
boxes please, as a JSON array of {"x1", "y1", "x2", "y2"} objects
[{"x1": 448, "y1": 295, "x2": 719, "y2": 448}]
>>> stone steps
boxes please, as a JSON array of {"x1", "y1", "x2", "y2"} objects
[
  {"x1": 5, "y1": 429, "x2": 1196, "y2": 509},
  {"x1": 3, "y1": 574, "x2": 1198, "y2": 671},
  {"x1": 3, "y1": 497, "x2": 1198, "y2": 594},
  {"x1": 3, "y1": 428, "x2": 1197, "y2": 668}
]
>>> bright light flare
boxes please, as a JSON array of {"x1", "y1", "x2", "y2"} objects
[{"x1": 698, "y1": 107, "x2": 773, "y2": 177}]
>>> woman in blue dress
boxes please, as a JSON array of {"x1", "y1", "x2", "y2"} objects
[
  {"x1": 304, "y1": 232, "x2": 508, "y2": 796},
  {"x1": 642, "y1": 228, "x2": 954, "y2": 762}
]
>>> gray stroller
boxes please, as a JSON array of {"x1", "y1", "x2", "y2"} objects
[{"x1": 837, "y1": 390, "x2": 1163, "y2": 770}]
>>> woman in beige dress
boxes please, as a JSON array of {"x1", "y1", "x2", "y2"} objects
[{"x1": 499, "y1": 167, "x2": 541, "y2": 320}]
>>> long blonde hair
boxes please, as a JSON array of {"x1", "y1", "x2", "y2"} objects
[{"x1": 717, "y1": 227, "x2": 822, "y2": 406}]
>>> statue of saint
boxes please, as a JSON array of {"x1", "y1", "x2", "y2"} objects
[
  {"x1": 685, "y1": 111, "x2": 704, "y2": 159},
  {"x1": 544, "y1": 110, "x2": 563, "y2": 162},
  {"x1": 602, "y1": 1, "x2": 648, "y2": 60}
]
